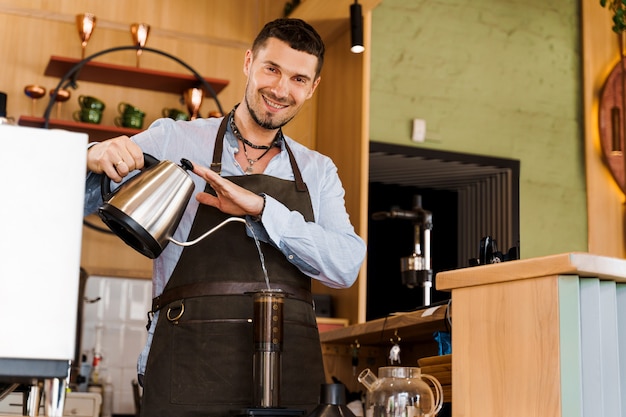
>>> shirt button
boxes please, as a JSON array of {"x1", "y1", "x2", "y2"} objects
[{"x1": 288, "y1": 255, "x2": 294, "y2": 260}]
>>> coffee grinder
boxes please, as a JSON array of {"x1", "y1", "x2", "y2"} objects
[{"x1": 372, "y1": 195, "x2": 434, "y2": 306}]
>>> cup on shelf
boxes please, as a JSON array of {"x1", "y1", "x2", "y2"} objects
[
  {"x1": 162, "y1": 107, "x2": 189, "y2": 121},
  {"x1": 114, "y1": 112, "x2": 144, "y2": 129},
  {"x1": 73, "y1": 107, "x2": 102, "y2": 124},
  {"x1": 78, "y1": 95, "x2": 105, "y2": 111},
  {"x1": 118, "y1": 102, "x2": 144, "y2": 116},
  {"x1": 116, "y1": 102, "x2": 145, "y2": 129}
]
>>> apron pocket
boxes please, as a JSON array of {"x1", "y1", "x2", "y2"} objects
[{"x1": 169, "y1": 318, "x2": 253, "y2": 406}]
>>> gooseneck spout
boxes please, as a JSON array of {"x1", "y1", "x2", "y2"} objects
[{"x1": 169, "y1": 217, "x2": 247, "y2": 247}]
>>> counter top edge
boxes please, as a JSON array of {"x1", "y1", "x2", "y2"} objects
[{"x1": 436, "y1": 252, "x2": 626, "y2": 290}]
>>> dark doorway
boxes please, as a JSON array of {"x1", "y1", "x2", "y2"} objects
[{"x1": 366, "y1": 142, "x2": 520, "y2": 321}]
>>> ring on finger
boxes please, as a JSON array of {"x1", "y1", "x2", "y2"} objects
[{"x1": 115, "y1": 160, "x2": 124, "y2": 167}]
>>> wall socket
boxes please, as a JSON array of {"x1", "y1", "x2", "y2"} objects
[{"x1": 412, "y1": 118, "x2": 426, "y2": 142}]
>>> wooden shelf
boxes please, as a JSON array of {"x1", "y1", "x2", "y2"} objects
[
  {"x1": 319, "y1": 304, "x2": 449, "y2": 346},
  {"x1": 318, "y1": 304, "x2": 449, "y2": 393},
  {"x1": 44, "y1": 56, "x2": 229, "y2": 96},
  {"x1": 23, "y1": 54, "x2": 230, "y2": 142},
  {"x1": 18, "y1": 116, "x2": 141, "y2": 142}
]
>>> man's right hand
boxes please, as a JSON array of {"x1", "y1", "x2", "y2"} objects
[{"x1": 87, "y1": 136, "x2": 144, "y2": 182}]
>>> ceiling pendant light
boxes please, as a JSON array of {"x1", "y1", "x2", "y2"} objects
[{"x1": 350, "y1": 0, "x2": 364, "y2": 53}]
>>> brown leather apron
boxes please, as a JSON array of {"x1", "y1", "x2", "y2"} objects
[{"x1": 140, "y1": 117, "x2": 325, "y2": 417}]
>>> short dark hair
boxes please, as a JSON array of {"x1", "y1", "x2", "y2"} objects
[{"x1": 252, "y1": 18, "x2": 325, "y2": 79}]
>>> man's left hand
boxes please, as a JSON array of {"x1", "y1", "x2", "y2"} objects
[{"x1": 192, "y1": 163, "x2": 265, "y2": 218}]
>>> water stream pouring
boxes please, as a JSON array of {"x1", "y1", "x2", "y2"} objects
[{"x1": 98, "y1": 153, "x2": 246, "y2": 258}]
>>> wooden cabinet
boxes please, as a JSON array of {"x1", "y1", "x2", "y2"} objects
[{"x1": 437, "y1": 252, "x2": 626, "y2": 417}]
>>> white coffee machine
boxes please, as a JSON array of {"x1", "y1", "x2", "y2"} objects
[{"x1": 0, "y1": 125, "x2": 87, "y2": 416}]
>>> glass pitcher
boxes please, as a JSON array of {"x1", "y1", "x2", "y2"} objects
[{"x1": 358, "y1": 366, "x2": 443, "y2": 417}]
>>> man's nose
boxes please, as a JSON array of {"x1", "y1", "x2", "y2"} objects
[{"x1": 270, "y1": 76, "x2": 289, "y2": 98}]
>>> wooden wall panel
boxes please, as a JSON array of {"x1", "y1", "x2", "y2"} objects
[
  {"x1": 582, "y1": 1, "x2": 626, "y2": 257},
  {"x1": 312, "y1": 28, "x2": 366, "y2": 324},
  {"x1": 305, "y1": 19, "x2": 373, "y2": 324}
]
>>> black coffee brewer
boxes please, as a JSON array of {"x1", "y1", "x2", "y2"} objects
[
  {"x1": 236, "y1": 289, "x2": 306, "y2": 417},
  {"x1": 372, "y1": 195, "x2": 434, "y2": 306}
]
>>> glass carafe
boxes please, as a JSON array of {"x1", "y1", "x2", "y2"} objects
[{"x1": 358, "y1": 366, "x2": 443, "y2": 417}]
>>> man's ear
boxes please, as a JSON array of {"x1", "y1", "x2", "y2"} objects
[
  {"x1": 243, "y1": 49, "x2": 253, "y2": 76},
  {"x1": 307, "y1": 76, "x2": 321, "y2": 99}
]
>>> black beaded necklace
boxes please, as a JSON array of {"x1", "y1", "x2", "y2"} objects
[
  {"x1": 228, "y1": 106, "x2": 281, "y2": 174},
  {"x1": 242, "y1": 143, "x2": 271, "y2": 173}
]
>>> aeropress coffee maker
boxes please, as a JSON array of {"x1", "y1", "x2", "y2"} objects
[{"x1": 235, "y1": 289, "x2": 305, "y2": 416}]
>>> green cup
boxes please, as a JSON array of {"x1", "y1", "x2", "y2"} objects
[
  {"x1": 162, "y1": 107, "x2": 189, "y2": 121},
  {"x1": 114, "y1": 112, "x2": 144, "y2": 129},
  {"x1": 78, "y1": 95, "x2": 106, "y2": 111},
  {"x1": 73, "y1": 108, "x2": 103, "y2": 124},
  {"x1": 118, "y1": 102, "x2": 145, "y2": 117}
]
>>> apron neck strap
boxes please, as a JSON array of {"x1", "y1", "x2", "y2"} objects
[
  {"x1": 284, "y1": 141, "x2": 307, "y2": 192},
  {"x1": 210, "y1": 115, "x2": 229, "y2": 173}
]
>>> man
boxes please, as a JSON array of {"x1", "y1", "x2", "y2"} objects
[{"x1": 84, "y1": 18, "x2": 366, "y2": 416}]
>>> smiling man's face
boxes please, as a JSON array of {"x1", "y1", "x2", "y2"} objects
[{"x1": 242, "y1": 37, "x2": 321, "y2": 130}]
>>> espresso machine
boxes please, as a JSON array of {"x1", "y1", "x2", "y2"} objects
[{"x1": 372, "y1": 195, "x2": 434, "y2": 306}]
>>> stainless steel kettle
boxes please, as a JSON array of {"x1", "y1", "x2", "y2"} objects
[{"x1": 98, "y1": 154, "x2": 245, "y2": 259}]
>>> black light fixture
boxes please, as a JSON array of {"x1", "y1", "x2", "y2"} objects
[{"x1": 350, "y1": 0, "x2": 364, "y2": 53}]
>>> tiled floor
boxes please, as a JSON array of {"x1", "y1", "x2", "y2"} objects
[{"x1": 80, "y1": 276, "x2": 152, "y2": 415}]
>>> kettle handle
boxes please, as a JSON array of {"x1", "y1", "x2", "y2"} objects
[
  {"x1": 421, "y1": 372, "x2": 444, "y2": 417},
  {"x1": 101, "y1": 153, "x2": 160, "y2": 201}
]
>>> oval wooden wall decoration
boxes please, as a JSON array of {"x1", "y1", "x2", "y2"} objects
[{"x1": 599, "y1": 57, "x2": 626, "y2": 194}]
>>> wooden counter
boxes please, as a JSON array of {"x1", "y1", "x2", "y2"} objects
[{"x1": 436, "y1": 252, "x2": 626, "y2": 417}]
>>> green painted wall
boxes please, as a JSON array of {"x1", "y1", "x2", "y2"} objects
[{"x1": 369, "y1": 0, "x2": 587, "y2": 258}]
